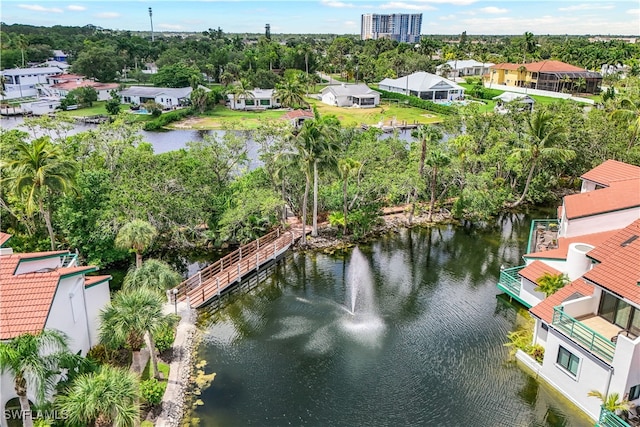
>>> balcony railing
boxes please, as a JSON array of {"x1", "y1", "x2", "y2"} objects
[
  {"x1": 498, "y1": 265, "x2": 525, "y2": 298},
  {"x1": 527, "y1": 219, "x2": 559, "y2": 254},
  {"x1": 552, "y1": 307, "x2": 616, "y2": 363},
  {"x1": 597, "y1": 407, "x2": 630, "y2": 427}
]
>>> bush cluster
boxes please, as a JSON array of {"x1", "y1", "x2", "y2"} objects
[
  {"x1": 376, "y1": 89, "x2": 456, "y2": 115},
  {"x1": 140, "y1": 378, "x2": 165, "y2": 406},
  {"x1": 143, "y1": 108, "x2": 193, "y2": 131}
]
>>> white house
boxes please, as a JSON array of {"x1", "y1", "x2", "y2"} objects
[
  {"x1": 120, "y1": 86, "x2": 193, "y2": 108},
  {"x1": 378, "y1": 72, "x2": 465, "y2": 102},
  {"x1": 496, "y1": 160, "x2": 640, "y2": 425},
  {"x1": 227, "y1": 88, "x2": 280, "y2": 110},
  {"x1": 320, "y1": 84, "x2": 381, "y2": 108},
  {"x1": 20, "y1": 98, "x2": 61, "y2": 116},
  {"x1": 436, "y1": 59, "x2": 494, "y2": 80},
  {"x1": 0, "y1": 66, "x2": 64, "y2": 100},
  {"x1": 0, "y1": 235, "x2": 111, "y2": 425}
]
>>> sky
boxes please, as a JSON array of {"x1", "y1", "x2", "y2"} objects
[{"x1": 1, "y1": 0, "x2": 639, "y2": 36}]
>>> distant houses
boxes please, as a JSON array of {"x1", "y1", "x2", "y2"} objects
[
  {"x1": 487, "y1": 60, "x2": 602, "y2": 94},
  {"x1": 120, "y1": 86, "x2": 194, "y2": 108},
  {"x1": 436, "y1": 59, "x2": 494, "y2": 80},
  {"x1": 378, "y1": 72, "x2": 465, "y2": 102}
]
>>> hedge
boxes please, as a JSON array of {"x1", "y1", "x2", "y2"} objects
[
  {"x1": 143, "y1": 108, "x2": 193, "y2": 131},
  {"x1": 376, "y1": 89, "x2": 456, "y2": 115}
]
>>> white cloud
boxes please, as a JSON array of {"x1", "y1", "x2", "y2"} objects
[
  {"x1": 343, "y1": 20, "x2": 358, "y2": 27},
  {"x1": 320, "y1": 0, "x2": 356, "y2": 8},
  {"x1": 439, "y1": 14, "x2": 457, "y2": 20},
  {"x1": 18, "y1": 4, "x2": 63, "y2": 13},
  {"x1": 558, "y1": 3, "x2": 615, "y2": 11},
  {"x1": 412, "y1": 0, "x2": 477, "y2": 5},
  {"x1": 627, "y1": 8, "x2": 640, "y2": 14},
  {"x1": 67, "y1": 5, "x2": 86, "y2": 11},
  {"x1": 380, "y1": 2, "x2": 437, "y2": 10},
  {"x1": 158, "y1": 23, "x2": 184, "y2": 30},
  {"x1": 94, "y1": 12, "x2": 121, "y2": 19},
  {"x1": 479, "y1": 6, "x2": 507, "y2": 14}
]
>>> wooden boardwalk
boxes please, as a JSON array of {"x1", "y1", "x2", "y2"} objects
[{"x1": 172, "y1": 228, "x2": 303, "y2": 309}]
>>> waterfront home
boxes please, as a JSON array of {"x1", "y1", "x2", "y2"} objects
[
  {"x1": 436, "y1": 59, "x2": 494, "y2": 80},
  {"x1": 227, "y1": 88, "x2": 280, "y2": 110},
  {"x1": 20, "y1": 98, "x2": 62, "y2": 115},
  {"x1": 49, "y1": 79, "x2": 120, "y2": 101},
  {"x1": 496, "y1": 160, "x2": 640, "y2": 425},
  {"x1": 281, "y1": 109, "x2": 315, "y2": 129},
  {"x1": 486, "y1": 60, "x2": 602, "y2": 94},
  {"x1": 378, "y1": 72, "x2": 465, "y2": 102},
  {"x1": 0, "y1": 235, "x2": 111, "y2": 423},
  {"x1": 0, "y1": 66, "x2": 64, "y2": 100},
  {"x1": 120, "y1": 86, "x2": 194, "y2": 108},
  {"x1": 320, "y1": 84, "x2": 381, "y2": 108}
]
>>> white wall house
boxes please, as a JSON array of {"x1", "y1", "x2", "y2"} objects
[
  {"x1": 320, "y1": 84, "x2": 381, "y2": 108},
  {"x1": 378, "y1": 72, "x2": 465, "y2": 102},
  {"x1": 120, "y1": 86, "x2": 194, "y2": 108},
  {"x1": 436, "y1": 59, "x2": 494, "y2": 79},
  {"x1": 20, "y1": 98, "x2": 61, "y2": 116},
  {"x1": 0, "y1": 66, "x2": 64, "y2": 100},
  {"x1": 0, "y1": 236, "x2": 111, "y2": 426},
  {"x1": 496, "y1": 160, "x2": 640, "y2": 425},
  {"x1": 227, "y1": 88, "x2": 280, "y2": 110}
]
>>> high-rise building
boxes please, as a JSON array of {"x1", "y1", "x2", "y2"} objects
[{"x1": 361, "y1": 13, "x2": 422, "y2": 44}]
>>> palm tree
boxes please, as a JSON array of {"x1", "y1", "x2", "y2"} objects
[
  {"x1": 517, "y1": 65, "x2": 528, "y2": 89},
  {"x1": 57, "y1": 365, "x2": 140, "y2": 427},
  {"x1": 99, "y1": 288, "x2": 172, "y2": 379},
  {"x1": 115, "y1": 219, "x2": 158, "y2": 268},
  {"x1": 229, "y1": 79, "x2": 254, "y2": 110},
  {"x1": 123, "y1": 258, "x2": 182, "y2": 295},
  {"x1": 587, "y1": 390, "x2": 631, "y2": 414},
  {"x1": 610, "y1": 97, "x2": 640, "y2": 149},
  {"x1": 338, "y1": 158, "x2": 361, "y2": 235},
  {"x1": 275, "y1": 78, "x2": 307, "y2": 109},
  {"x1": 412, "y1": 125, "x2": 442, "y2": 177},
  {"x1": 508, "y1": 109, "x2": 574, "y2": 208},
  {"x1": 0, "y1": 330, "x2": 71, "y2": 427},
  {"x1": 520, "y1": 32, "x2": 536, "y2": 63},
  {"x1": 534, "y1": 272, "x2": 569, "y2": 297},
  {"x1": 15, "y1": 34, "x2": 29, "y2": 68},
  {"x1": 0, "y1": 137, "x2": 76, "y2": 250},
  {"x1": 425, "y1": 149, "x2": 450, "y2": 222}
]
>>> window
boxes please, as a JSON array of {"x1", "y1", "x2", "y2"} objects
[
  {"x1": 556, "y1": 346, "x2": 580, "y2": 376},
  {"x1": 260, "y1": 99, "x2": 270, "y2": 106},
  {"x1": 630, "y1": 384, "x2": 640, "y2": 401},
  {"x1": 245, "y1": 99, "x2": 255, "y2": 106}
]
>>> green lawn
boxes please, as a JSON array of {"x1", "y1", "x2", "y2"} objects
[
  {"x1": 141, "y1": 360, "x2": 170, "y2": 381},
  {"x1": 55, "y1": 101, "x2": 154, "y2": 122}
]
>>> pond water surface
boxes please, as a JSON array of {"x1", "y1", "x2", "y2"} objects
[{"x1": 191, "y1": 214, "x2": 593, "y2": 427}]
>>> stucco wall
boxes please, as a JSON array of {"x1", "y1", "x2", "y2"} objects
[
  {"x1": 563, "y1": 208, "x2": 640, "y2": 238},
  {"x1": 84, "y1": 282, "x2": 111, "y2": 347}
]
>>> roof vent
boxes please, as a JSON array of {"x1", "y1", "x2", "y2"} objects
[
  {"x1": 34, "y1": 267, "x2": 57, "y2": 273},
  {"x1": 621, "y1": 235, "x2": 638, "y2": 247}
]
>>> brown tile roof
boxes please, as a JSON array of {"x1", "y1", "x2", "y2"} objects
[
  {"x1": 525, "y1": 230, "x2": 617, "y2": 260},
  {"x1": 563, "y1": 179, "x2": 640, "y2": 219},
  {"x1": 281, "y1": 109, "x2": 315, "y2": 120},
  {"x1": 0, "y1": 251, "x2": 97, "y2": 340},
  {"x1": 530, "y1": 279, "x2": 594, "y2": 323},
  {"x1": 580, "y1": 160, "x2": 640, "y2": 187},
  {"x1": 52, "y1": 73, "x2": 85, "y2": 80},
  {"x1": 0, "y1": 232, "x2": 11, "y2": 247},
  {"x1": 491, "y1": 60, "x2": 586, "y2": 73},
  {"x1": 85, "y1": 275, "x2": 112, "y2": 287},
  {"x1": 583, "y1": 219, "x2": 640, "y2": 305},
  {"x1": 519, "y1": 260, "x2": 562, "y2": 284},
  {"x1": 51, "y1": 81, "x2": 119, "y2": 91}
]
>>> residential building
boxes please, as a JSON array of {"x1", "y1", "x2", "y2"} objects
[
  {"x1": 281, "y1": 109, "x2": 315, "y2": 129},
  {"x1": 436, "y1": 59, "x2": 494, "y2": 80},
  {"x1": 52, "y1": 50, "x2": 69, "y2": 63},
  {"x1": 0, "y1": 66, "x2": 64, "y2": 100},
  {"x1": 226, "y1": 88, "x2": 280, "y2": 110},
  {"x1": 46, "y1": 74, "x2": 120, "y2": 101},
  {"x1": 0, "y1": 235, "x2": 111, "y2": 424},
  {"x1": 378, "y1": 72, "x2": 464, "y2": 102},
  {"x1": 487, "y1": 60, "x2": 602, "y2": 94},
  {"x1": 496, "y1": 160, "x2": 640, "y2": 425},
  {"x1": 20, "y1": 98, "x2": 62, "y2": 116},
  {"x1": 120, "y1": 86, "x2": 194, "y2": 108},
  {"x1": 361, "y1": 13, "x2": 422, "y2": 44},
  {"x1": 320, "y1": 83, "x2": 381, "y2": 108}
]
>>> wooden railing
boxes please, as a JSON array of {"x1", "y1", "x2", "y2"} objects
[{"x1": 172, "y1": 228, "x2": 299, "y2": 308}]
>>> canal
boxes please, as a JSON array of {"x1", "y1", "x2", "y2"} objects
[{"x1": 191, "y1": 213, "x2": 593, "y2": 427}]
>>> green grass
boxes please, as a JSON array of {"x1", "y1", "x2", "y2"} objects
[
  {"x1": 55, "y1": 101, "x2": 155, "y2": 122},
  {"x1": 141, "y1": 360, "x2": 170, "y2": 381}
]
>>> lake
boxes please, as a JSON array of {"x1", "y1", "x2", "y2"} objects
[{"x1": 190, "y1": 214, "x2": 593, "y2": 427}]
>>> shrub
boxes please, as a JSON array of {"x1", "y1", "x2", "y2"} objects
[
  {"x1": 143, "y1": 108, "x2": 192, "y2": 130},
  {"x1": 376, "y1": 89, "x2": 456, "y2": 115},
  {"x1": 154, "y1": 318, "x2": 178, "y2": 353},
  {"x1": 140, "y1": 378, "x2": 165, "y2": 406}
]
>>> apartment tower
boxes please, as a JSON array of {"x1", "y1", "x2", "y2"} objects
[{"x1": 361, "y1": 13, "x2": 422, "y2": 44}]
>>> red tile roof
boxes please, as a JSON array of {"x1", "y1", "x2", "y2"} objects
[
  {"x1": 491, "y1": 60, "x2": 586, "y2": 73},
  {"x1": 563, "y1": 179, "x2": 640, "y2": 219},
  {"x1": 0, "y1": 232, "x2": 11, "y2": 247},
  {"x1": 51, "y1": 81, "x2": 119, "y2": 91},
  {"x1": 85, "y1": 275, "x2": 112, "y2": 287},
  {"x1": 580, "y1": 160, "x2": 640, "y2": 187},
  {"x1": 52, "y1": 73, "x2": 85, "y2": 80},
  {"x1": 0, "y1": 251, "x2": 98, "y2": 340},
  {"x1": 530, "y1": 279, "x2": 594, "y2": 323},
  {"x1": 519, "y1": 260, "x2": 562, "y2": 284},
  {"x1": 525, "y1": 230, "x2": 617, "y2": 260},
  {"x1": 281, "y1": 109, "x2": 315, "y2": 120},
  {"x1": 582, "y1": 219, "x2": 640, "y2": 305}
]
